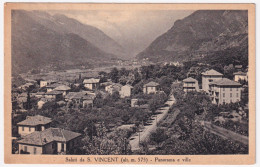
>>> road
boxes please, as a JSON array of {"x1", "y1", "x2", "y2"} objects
[
  {"x1": 129, "y1": 94, "x2": 176, "y2": 151},
  {"x1": 203, "y1": 121, "x2": 248, "y2": 145}
]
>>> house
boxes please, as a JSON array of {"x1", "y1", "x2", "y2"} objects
[
  {"x1": 17, "y1": 115, "x2": 52, "y2": 136},
  {"x1": 209, "y1": 78, "x2": 242, "y2": 105},
  {"x1": 183, "y1": 77, "x2": 199, "y2": 92},
  {"x1": 65, "y1": 91, "x2": 95, "y2": 108},
  {"x1": 235, "y1": 65, "x2": 243, "y2": 71},
  {"x1": 40, "y1": 80, "x2": 56, "y2": 88},
  {"x1": 131, "y1": 99, "x2": 139, "y2": 107},
  {"x1": 45, "y1": 83, "x2": 63, "y2": 92},
  {"x1": 54, "y1": 85, "x2": 71, "y2": 96},
  {"x1": 35, "y1": 92, "x2": 45, "y2": 98},
  {"x1": 18, "y1": 83, "x2": 35, "y2": 90},
  {"x1": 44, "y1": 91, "x2": 63, "y2": 101},
  {"x1": 143, "y1": 81, "x2": 159, "y2": 94},
  {"x1": 17, "y1": 128, "x2": 81, "y2": 154},
  {"x1": 37, "y1": 98, "x2": 53, "y2": 109},
  {"x1": 105, "y1": 83, "x2": 122, "y2": 95},
  {"x1": 120, "y1": 84, "x2": 133, "y2": 98},
  {"x1": 233, "y1": 71, "x2": 248, "y2": 82},
  {"x1": 202, "y1": 69, "x2": 223, "y2": 93},
  {"x1": 83, "y1": 78, "x2": 100, "y2": 90}
]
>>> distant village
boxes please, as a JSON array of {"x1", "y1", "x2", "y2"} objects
[{"x1": 11, "y1": 60, "x2": 248, "y2": 155}]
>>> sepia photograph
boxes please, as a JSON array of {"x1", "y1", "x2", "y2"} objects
[{"x1": 4, "y1": 3, "x2": 255, "y2": 165}]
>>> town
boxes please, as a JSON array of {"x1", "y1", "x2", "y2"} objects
[{"x1": 11, "y1": 60, "x2": 249, "y2": 155}]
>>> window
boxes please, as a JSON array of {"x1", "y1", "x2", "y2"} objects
[
  {"x1": 34, "y1": 147, "x2": 37, "y2": 154},
  {"x1": 61, "y1": 143, "x2": 64, "y2": 152},
  {"x1": 29, "y1": 127, "x2": 31, "y2": 132},
  {"x1": 223, "y1": 99, "x2": 225, "y2": 104},
  {"x1": 223, "y1": 88, "x2": 225, "y2": 91},
  {"x1": 236, "y1": 88, "x2": 239, "y2": 91},
  {"x1": 22, "y1": 127, "x2": 24, "y2": 131},
  {"x1": 230, "y1": 99, "x2": 232, "y2": 103},
  {"x1": 230, "y1": 93, "x2": 232, "y2": 97},
  {"x1": 24, "y1": 146, "x2": 27, "y2": 152},
  {"x1": 236, "y1": 93, "x2": 239, "y2": 98},
  {"x1": 230, "y1": 88, "x2": 232, "y2": 91},
  {"x1": 223, "y1": 93, "x2": 225, "y2": 97},
  {"x1": 209, "y1": 79, "x2": 213, "y2": 82}
]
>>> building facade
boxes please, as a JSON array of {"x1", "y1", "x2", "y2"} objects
[
  {"x1": 143, "y1": 81, "x2": 159, "y2": 94},
  {"x1": 209, "y1": 78, "x2": 242, "y2": 105},
  {"x1": 202, "y1": 69, "x2": 223, "y2": 93},
  {"x1": 17, "y1": 115, "x2": 52, "y2": 136},
  {"x1": 83, "y1": 78, "x2": 100, "y2": 90},
  {"x1": 120, "y1": 84, "x2": 133, "y2": 98},
  {"x1": 182, "y1": 77, "x2": 199, "y2": 92},
  {"x1": 233, "y1": 71, "x2": 248, "y2": 82},
  {"x1": 18, "y1": 128, "x2": 81, "y2": 154}
]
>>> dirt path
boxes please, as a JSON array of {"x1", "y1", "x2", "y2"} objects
[{"x1": 129, "y1": 95, "x2": 176, "y2": 151}]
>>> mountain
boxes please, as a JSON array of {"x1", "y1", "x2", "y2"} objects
[
  {"x1": 27, "y1": 11, "x2": 127, "y2": 58},
  {"x1": 137, "y1": 10, "x2": 248, "y2": 63},
  {"x1": 11, "y1": 10, "x2": 123, "y2": 75}
]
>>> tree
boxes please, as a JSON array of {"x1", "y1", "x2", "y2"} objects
[
  {"x1": 109, "y1": 68, "x2": 119, "y2": 83},
  {"x1": 25, "y1": 91, "x2": 31, "y2": 110},
  {"x1": 150, "y1": 128, "x2": 168, "y2": 148}
]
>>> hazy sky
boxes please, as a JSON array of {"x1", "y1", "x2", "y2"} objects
[{"x1": 49, "y1": 10, "x2": 194, "y2": 56}]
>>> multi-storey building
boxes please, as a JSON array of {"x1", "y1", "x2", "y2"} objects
[
  {"x1": 202, "y1": 69, "x2": 223, "y2": 93},
  {"x1": 182, "y1": 77, "x2": 199, "y2": 92},
  {"x1": 209, "y1": 78, "x2": 242, "y2": 105},
  {"x1": 17, "y1": 115, "x2": 52, "y2": 136},
  {"x1": 143, "y1": 81, "x2": 159, "y2": 94},
  {"x1": 17, "y1": 128, "x2": 81, "y2": 154}
]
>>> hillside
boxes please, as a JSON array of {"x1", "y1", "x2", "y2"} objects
[
  {"x1": 28, "y1": 11, "x2": 127, "y2": 58},
  {"x1": 11, "y1": 10, "x2": 123, "y2": 75},
  {"x1": 137, "y1": 10, "x2": 248, "y2": 63}
]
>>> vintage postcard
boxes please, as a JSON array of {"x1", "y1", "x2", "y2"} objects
[{"x1": 4, "y1": 3, "x2": 255, "y2": 165}]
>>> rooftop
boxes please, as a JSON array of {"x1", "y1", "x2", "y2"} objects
[
  {"x1": 54, "y1": 85, "x2": 71, "y2": 91},
  {"x1": 122, "y1": 84, "x2": 133, "y2": 88},
  {"x1": 183, "y1": 77, "x2": 198, "y2": 82},
  {"x1": 45, "y1": 90, "x2": 63, "y2": 95},
  {"x1": 65, "y1": 91, "x2": 95, "y2": 100},
  {"x1": 17, "y1": 128, "x2": 81, "y2": 146},
  {"x1": 17, "y1": 115, "x2": 52, "y2": 126},
  {"x1": 201, "y1": 69, "x2": 223, "y2": 76},
  {"x1": 143, "y1": 81, "x2": 159, "y2": 87},
  {"x1": 233, "y1": 71, "x2": 247, "y2": 76},
  {"x1": 83, "y1": 78, "x2": 100, "y2": 84},
  {"x1": 210, "y1": 78, "x2": 241, "y2": 86}
]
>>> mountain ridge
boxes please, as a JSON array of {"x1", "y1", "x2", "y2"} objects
[
  {"x1": 11, "y1": 10, "x2": 119, "y2": 75},
  {"x1": 136, "y1": 10, "x2": 248, "y2": 63}
]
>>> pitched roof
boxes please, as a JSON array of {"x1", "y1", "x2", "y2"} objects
[
  {"x1": 54, "y1": 85, "x2": 71, "y2": 91},
  {"x1": 210, "y1": 78, "x2": 241, "y2": 86},
  {"x1": 122, "y1": 84, "x2": 133, "y2": 88},
  {"x1": 45, "y1": 83, "x2": 63, "y2": 88},
  {"x1": 17, "y1": 128, "x2": 81, "y2": 146},
  {"x1": 233, "y1": 71, "x2": 247, "y2": 76},
  {"x1": 201, "y1": 69, "x2": 223, "y2": 76},
  {"x1": 83, "y1": 78, "x2": 100, "y2": 84},
  {"x1": 65, "y1": 91, "x2": 95, "y2": 100},
  {"x1": 17, "y1": 115, "x2": 52, "y2": 126},
  {"x1": 45, "y1": 90, "x2": 63, "y2": 95},
  {"x1": 183, "y1": 77, "x2": 198, "y2": 82},
  {"x1": 143, "y1": 81, "x2": 159, "y2": 87},
  {"x1": 36, "y1": 92, "x2": 45, "y2": 95}
]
